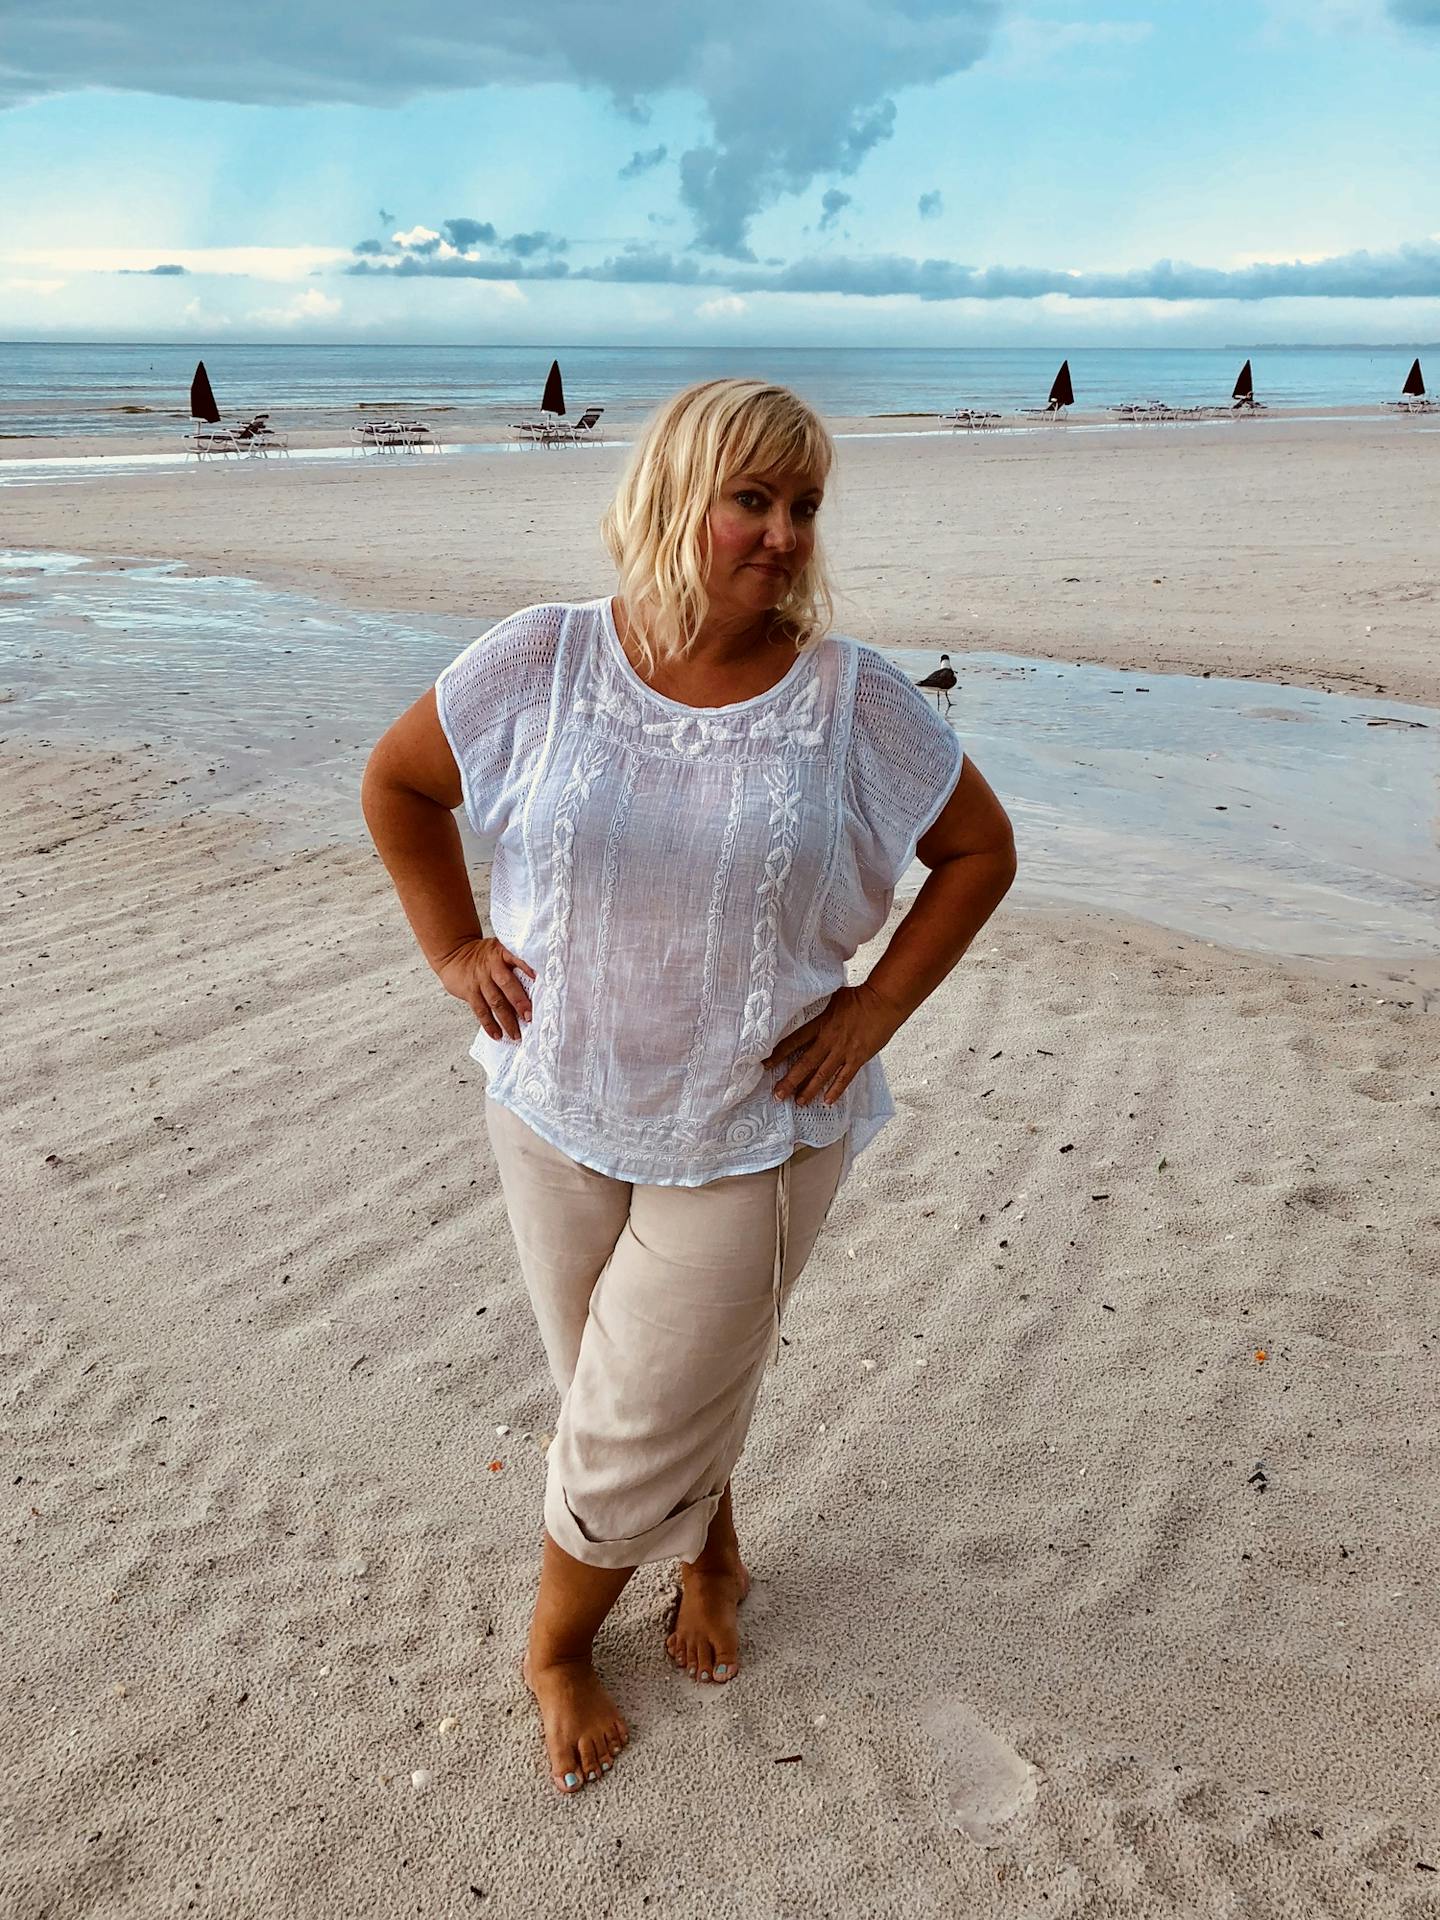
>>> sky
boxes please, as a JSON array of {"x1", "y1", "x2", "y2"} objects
[{"x1": 2, "y1": 0, "x2": 1440, "y2": 346}]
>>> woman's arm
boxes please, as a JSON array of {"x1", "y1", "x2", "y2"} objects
[
  {"x1": 860, "y1": 755, "x2": 1017, "y2": 1025},
  {"x1": 766, "y1": 756, "x2": 1016, "y2": 1106},
  {"x1": 361, "y1": 689, "x2": 535, "y2": 1038},
  {"x1": 361, "y1": 688, "x2": 480, "y2": 970}
]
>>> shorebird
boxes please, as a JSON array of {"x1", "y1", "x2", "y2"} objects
[{"x1": 915, "y1": 653, "x2": 957, "y2": 710}]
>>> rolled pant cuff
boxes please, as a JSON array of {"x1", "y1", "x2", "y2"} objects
[{"x1": 544, "y1": 1474, "x2": 722, "y2": 1569}]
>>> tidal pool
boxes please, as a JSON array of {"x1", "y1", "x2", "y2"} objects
[{"x1": 2, "y1": 553, "x2": 1435, "y2": 977}]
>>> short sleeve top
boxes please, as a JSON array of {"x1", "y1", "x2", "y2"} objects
[{"x1": 435, "y1": 598, "x2": 963, "y2": 1189}]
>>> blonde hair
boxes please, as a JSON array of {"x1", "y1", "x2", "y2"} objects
[{"x1": 600, "y1": 378, "x2": 835, "y2": 672}]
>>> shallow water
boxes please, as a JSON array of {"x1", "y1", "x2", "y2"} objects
[
  {"x1": 0, "y1": 441, "x2": 544, "y2": 488},
  {"x1": 0, "y1": 410, "x2": 1400, "y2": 488},
  {"x1": 2, "y1": 553, "x2": 1436, "y2": 974}
]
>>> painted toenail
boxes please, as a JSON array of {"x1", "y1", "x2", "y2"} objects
[
  {"x1": 587, "y1": 1771, "x2": 597, "y2": 1781},
  {"x1": 601, "y1": 1760, "x2": 612, "y2": 1772},
  {"x1": 715, "y1": 1664, "x2": 729, "y2": 1677},
  {"x1": 564, "y1": 1772, "x2": 579, "y2": 1789},
  {"x1": 700, "y1": 1670, "x2": 711, "y2": 1682}
]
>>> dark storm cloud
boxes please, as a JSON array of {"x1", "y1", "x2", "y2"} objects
[{"x1": 0, "y1": 1, "x2": 1000, "y2": 254}]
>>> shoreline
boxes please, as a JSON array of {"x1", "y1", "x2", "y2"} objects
[
  {"x1": 2, "y1": 412, "x2": 1438, "y2": 709},
  {"x1": 1, "y1": 397, "x2": 1432, "y2": 463}
]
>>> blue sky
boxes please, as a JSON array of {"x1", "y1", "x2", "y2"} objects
[{"x1": 3, "y1": 0, "x2": 1439, "y2": 344}]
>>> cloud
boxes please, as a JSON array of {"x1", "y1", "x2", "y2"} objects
[
  {"x1": 251, "y1": 287, "x2": 342, "y2": 327},
  {"x1": 4, "y1": 276, "x2": 66, "y2": 295},
  {"x1": 348, "y1": 234, "x2": 1440, "y2": 301},
  {"x1": 1388, "y1": 0, "x2": 1440, "y2": 21},
  {"x1": 918, "y1": 190, "x2": 943, "y2": 219},
  {"x1": 504, "y1": 230, "x2": 567, "y2": 257},
  {"x1": 180, "y1": 296, "x2": 231, "y2": 329},
  {"x1": 818, "y1": 189, "x2": 852, "y2": 233},
  {"x1": 0, "y1": 1, "x2": 1001, "y2": 254},
  {"x1": 7, "y1": 244, "x2": 348, "y2": 280},
  {"x1": 392, "y1": 224, "x2": 442, "y2": 254},
  {"x1": 346, "y1": 218, "x2": 568, "y2": 276},
  {"x1": 697, "y1": 294, "x2": 747, "y2": 316},
  {"x1": 620, "y1": 145, "x2": 668, "y2": 179},
  {"x1": 443, "y1": 218, "x2": 497, "y2": 249},
  {"x1": 378, "y1": 206, "x2": 396, "y2": 226}
]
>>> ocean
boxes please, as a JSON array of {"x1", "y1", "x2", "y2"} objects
[{"x1": 1, "y1": 341, "x2": 1432, "y2": 439}]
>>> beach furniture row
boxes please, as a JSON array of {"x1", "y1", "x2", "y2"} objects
[
  {"x1": 938, "y1": 355, "x2": 1433, "y2": 428},
  {"x1": 508, "y1": 406, "x2": 606, "y2": 448}
]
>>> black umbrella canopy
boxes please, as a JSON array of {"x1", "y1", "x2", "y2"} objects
[
  {"x1": 1049, "y1": 359, "x2": 1074, "y2": 408},
  {"x1": 540, "y1": 359, "x2": 566, "y2": 415},
  {"x1": 1402, "y1": 356, "x2": 1425, "y2": 398},
  {"x1": 190, "y1": 360, "x2": 220, "y2": 424},
  {"x1": 1232, "y1": 358, "x2": 1254, "y2": 401}
]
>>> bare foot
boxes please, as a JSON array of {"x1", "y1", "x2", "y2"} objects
[
  {"x1": 520, "y1": 1651, "x2": 630, "y2": 1794},
  {"x1": 666, "y1": 1556, "x2": 751, "y2": 1683}
]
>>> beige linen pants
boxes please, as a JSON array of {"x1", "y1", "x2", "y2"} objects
[{"x1": 485, "y1": 1096, "x2": 847, "y2": 1569}]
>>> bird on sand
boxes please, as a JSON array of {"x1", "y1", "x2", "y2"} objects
[{"x1": 915, "y1": 653, "x2": 957, "y2": 710}]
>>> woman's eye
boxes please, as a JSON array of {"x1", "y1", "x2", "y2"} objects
[
  {"x1": 796, "y1": 502, "x2": 819, "y2": 520},
  {"x1": 735, "y1": 491, "x2": 765, "y2": 509}
]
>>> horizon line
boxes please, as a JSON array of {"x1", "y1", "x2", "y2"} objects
[{"x1": 4, "y1": 337, "x2": 1439, "y2": 353}]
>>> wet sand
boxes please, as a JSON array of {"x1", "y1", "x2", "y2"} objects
[
  {"x1": 3, "y1": 420, "x2": 1439, "y2": 1917},
  {"x1": 3, "y1": 411, "x2": 1439, "y2": 706}
]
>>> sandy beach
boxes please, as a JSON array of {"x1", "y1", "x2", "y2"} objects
[
  {"x1": 4, "y1": 418, "x2": 1439, "y2": 1917},
  {"x1": 5, "y1": 412, "x2": 1439, "y2": 706}
]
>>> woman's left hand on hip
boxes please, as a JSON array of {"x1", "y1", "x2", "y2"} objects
[{"x1": 763, "y1": 984, "x2": 905, "y2": 1107}]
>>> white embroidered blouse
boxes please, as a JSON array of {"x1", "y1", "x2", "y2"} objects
[{"x1": 435, "y1": 598, "x2": 964, "y2": 1190}]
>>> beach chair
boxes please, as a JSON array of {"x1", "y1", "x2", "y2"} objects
[
  {"x1": 568, "y1": 407, "x2": 605, "y2": 445},
  {"x1": 234, "y1": 414, "x2": 290, "y2": 457},
  {"x1": 183, "y1": 425, "x2": 242, "y2": 461},
  {"x1": 352, "y1": 417, "x2": 437, "y2": 453}
]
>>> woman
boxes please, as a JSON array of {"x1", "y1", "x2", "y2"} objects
[{"x1": 362, "y1": 379, "x2": 1016, "y2": 1797}]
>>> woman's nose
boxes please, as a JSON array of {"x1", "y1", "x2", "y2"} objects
[{"x1": 764, "y1": 511, "x2": 798, "y2": 551}]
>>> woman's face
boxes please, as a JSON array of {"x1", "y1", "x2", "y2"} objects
[{"x1": 703, "y1": 466, "x2": 824, "y2": 621}]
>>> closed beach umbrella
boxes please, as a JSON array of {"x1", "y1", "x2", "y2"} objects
[
  {"x1": 190, "y1": 360, "x2": 221, "y2": 424},
  {"x1": 1048, "y1": 359, "x2": 1074, "y2": 408},
  {"x1": 1402, "y1": 357, "x2": 1425, "y2": 398},
  {"x1": 541, "y1": 359, "x2": 566, "y2": 416},
  {"x1": 1232, "y1": 358, "x2": 1254, "y2": 402}
]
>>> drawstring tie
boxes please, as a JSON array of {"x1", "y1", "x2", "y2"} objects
[{"x1": 766, "y1": 1156, "x2": 792, "y2": 1371}]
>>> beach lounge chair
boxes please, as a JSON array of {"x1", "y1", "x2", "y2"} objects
[
  {"x1": 233, "y1": 414, "x2": 290, "y2": 456},
  {"x1": 939, "y1": 407, "x2": 1001, "y2": 432},
  {"x1": 183, "y1": 425, "x2": 242, "y2": 461},
  {"x1": 352, "y1": 418, "x2": 438, "y2": 453},
  {"x1": 568, "y1": 407, "x2": 605, "y2": 445}
]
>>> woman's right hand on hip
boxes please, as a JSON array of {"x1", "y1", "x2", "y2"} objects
[{"x1": 435, "y1": 937, "x2": 536, "y2": 1041}]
